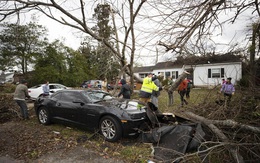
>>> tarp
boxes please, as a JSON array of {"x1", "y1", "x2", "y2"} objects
[{"x1": 142, "y1": 102, "x2": 206, "y2": 162}]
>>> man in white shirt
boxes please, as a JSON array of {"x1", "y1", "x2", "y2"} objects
[{"x1": 42, "y1": 81, "x2": 50, "y2": 96}]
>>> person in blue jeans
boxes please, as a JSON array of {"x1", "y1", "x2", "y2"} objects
[
  {"x1": 42, "y1": 81, "x2": 50, "y2": 96},
  {"x1": 165, "y1": 76, "x2": 174, "y2": 106},
  {"x1": 13, "y1": 79, "x2": 31, "y2": 119},
  {"x1": 151, "y1": 75, "x2": 162, "y2": 108},
  {"x1": 220, "y1": 77, "x2": 235, "y2": 107}
]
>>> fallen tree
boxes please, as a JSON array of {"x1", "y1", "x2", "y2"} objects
[{"x1": 179, "y1": 111, "x2": 260, "y2": 163}]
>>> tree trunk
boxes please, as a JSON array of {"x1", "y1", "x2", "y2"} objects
[
  {"x1": 249, "y1": 24, "x2": 257, "y2": 88},
  {"x1": 168, "y1": 71, "x2": 190, "y2": 92},
  {"x1": 110, "y1": 64, "x2": 129, "y2": 96}
]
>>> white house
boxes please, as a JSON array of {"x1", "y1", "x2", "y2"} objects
[
  {"x1": 0, "y1": 71, "x2": 15, "y2": 84},
  {"x1": 133, "y1": 61, "x2": 242, "y2": 87},
  {"x1": 184, "y1": 62, "x2": 242, "y2": 87}
]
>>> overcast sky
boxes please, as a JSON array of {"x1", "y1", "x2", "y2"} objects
[{"x1": 3, "y1": 1, "x2": 257, "y2": 67}]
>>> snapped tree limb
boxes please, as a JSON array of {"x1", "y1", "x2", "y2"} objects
[{"x1": 182, "y1": 111, "x2": 250, "y2": 163}]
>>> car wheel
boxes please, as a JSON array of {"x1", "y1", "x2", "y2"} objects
[
  {"x1": 99, "y1": 116, "x2": 122, "y2": 142},
  {"x1": 37, "y1": 107, "x2": 51, "y2": 125}
]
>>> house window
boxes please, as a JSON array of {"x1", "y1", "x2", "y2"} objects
[
  {"x1": 208, "y1": 68, "x2": 224, "y2": 78},
  {"x1": 165, "y1": 72, "x2": 170, "y2": 77},
  {"x1": 139, "y1": 73, "x2": 146, "y2": 78},
  {"x1": 172, "y1": 71, "x2": 178, "y2": 79},
  {"x1": 157, "y1": 72, "x2": 164, "y2": 78}
]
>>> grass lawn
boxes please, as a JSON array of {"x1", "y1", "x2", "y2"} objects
[{"x1": 132, "y1": 86, "x2": 222, "y2": 114}]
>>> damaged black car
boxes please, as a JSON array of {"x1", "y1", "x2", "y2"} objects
[
  {"x1": 34, "y1": 89, "x2": 148, "y2": 142},
  {"x1": 34, "y1": 89, "x2": 206, "y2": 161}
]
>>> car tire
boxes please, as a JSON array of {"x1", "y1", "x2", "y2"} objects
[
  {"x1": 37, "y1": 107, "x2": 51, "y2": 125},
  {"x1": 99, "y1": 116, "x2": 122, "y2": 142}
]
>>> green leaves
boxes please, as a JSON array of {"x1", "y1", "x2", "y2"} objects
[{"x1": 0, "y1": 22, "x2": 48, "y2": 74}]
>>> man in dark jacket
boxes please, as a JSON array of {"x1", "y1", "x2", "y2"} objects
[
  {"x1": 13, "y1": 79, "x2": 31, "y2": 119},
  {"x1": 118, "y1": 79, "x2": 132, "y2": 99}
]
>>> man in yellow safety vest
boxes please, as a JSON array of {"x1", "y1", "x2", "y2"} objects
[{"x1": 139, "y1": 72, "x2": 160, "y2": 104}]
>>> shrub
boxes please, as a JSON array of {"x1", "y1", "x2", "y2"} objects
[
  {"x1": 0, "y1": 83, "x2": 16, "y2": 93},
  {"x1": 237, "y1": 75, "x2": 249, "y2": 87}
]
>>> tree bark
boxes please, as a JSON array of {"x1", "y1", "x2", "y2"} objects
[
  {"x1": 110, "y1": 64, "x2": 129, "y2": 96},
  {"x1": 168, "y1": 71, "x2": 190, "y2": 92}
]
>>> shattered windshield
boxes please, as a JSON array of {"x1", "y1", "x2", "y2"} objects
[{"x1": 82, "y1": 91, "x2": 113, "y2": 102}]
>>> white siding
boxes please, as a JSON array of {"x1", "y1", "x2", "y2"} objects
[
  {"x1": 153, "y1": 68, "x2": 183, "y2": 81},
  {"x1": 190, "y1": 62, "x2": 242, "y2": 87},
  {"x1": 134, "y1": 62, "x2": 242, "y2": 87},
  {"x1": 0, "y1": 72, "x2": 14, "y2": 83}
]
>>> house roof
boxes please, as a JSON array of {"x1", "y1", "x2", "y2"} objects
[
  {"x1": 133, "y1": 61, "x2": 183, "y2": 73},
  {"x1": 134, "y1": 53, "x2": 242, "y2": 73},
  {"x1": 133, "y1": 66, "x2": 154, "y2": 73},
  {"x1": 154, "y1": 61, "x2": 183, "y2": 69}
]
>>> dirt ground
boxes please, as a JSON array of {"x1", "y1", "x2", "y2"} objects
[{"x1": 0, "y1": 102, "x2": 126, "y2": 163}]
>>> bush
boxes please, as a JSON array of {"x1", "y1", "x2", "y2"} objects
[
  {"x1": 0, "y1": 94, "x2": 20, "y2": 123},
  {"x1": 0, "y1": 83, "x2": 16, "y2": 93},
  {"x1": 237, "y1": 76, "x2": 249, "y2": 87}
]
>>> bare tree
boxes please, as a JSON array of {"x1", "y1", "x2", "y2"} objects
[
  {"x1": 1, "y1": 1, "x2": 259, "y2": 73},
  {"x1": 0, "y1": 0, "x2": 148, "y2": 82},
  {"x1": 143, "y1": 0, "x2": 260, "y2": 53},
  {"x1": 248, "y1": 22, "x2": 260, "y2": 88}
]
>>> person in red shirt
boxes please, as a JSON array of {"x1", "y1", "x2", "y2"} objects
[{"x1": 178, "y1": 78, "x2": 188, "y2": 107}]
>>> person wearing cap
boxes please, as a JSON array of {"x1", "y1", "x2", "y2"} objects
[
  {"x1": 13, "y1": 79, "x2": 31, "y2": 119},
  {"x1": 139, "y1": 72, "x2": 160, "y2": 104},
  {"x1": 220, "y1": 77, "x2": 235, "y2": 107}
]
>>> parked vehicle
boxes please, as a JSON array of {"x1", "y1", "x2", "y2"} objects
[
  {"x1": 28, "y1": 83, "x2": 70, "y2": 100},
  {"x1": 34, "y1": 89, "x2": 148, "y2": 142},
  {"x1": 107, "y1": 81, "x2": 122, "y2": 90},
  {"x1": 81, "y1": 80, "x2": 102, "y2": 88}
]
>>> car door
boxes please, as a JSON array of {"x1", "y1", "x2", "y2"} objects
[
  {"x1": 48, "y1": 84, "x2": 56, "y2": 94},
  {"x1": 77, "y1": 103, "x2": 103, "y2": 129},
  {"x1": 28, "y1": 84, "x2": 42, "y2": 99},
  {"x1": 77, "y1": 92, "x2": 106, "y2": 129},
  {"x1": 51, "y1": 91, "x2": 82, "y2": 123}
]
